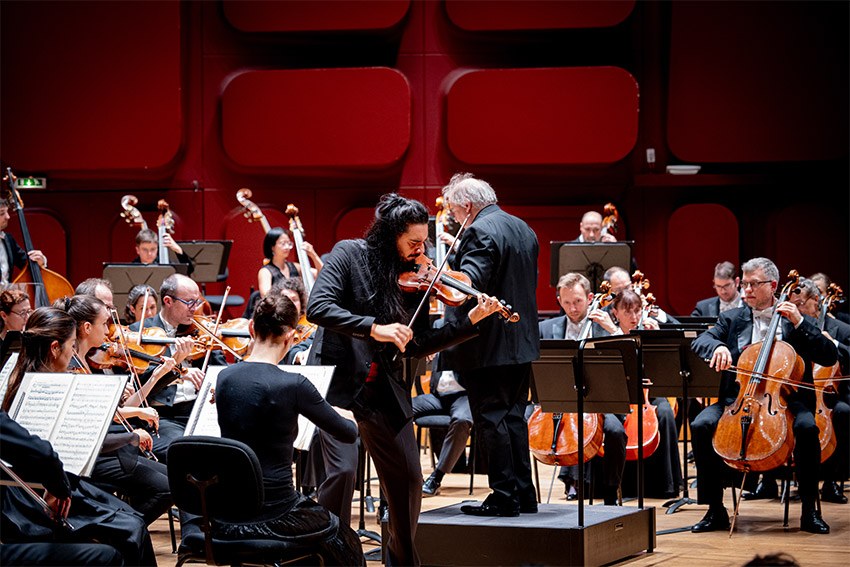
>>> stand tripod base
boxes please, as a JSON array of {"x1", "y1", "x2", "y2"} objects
[{"x1": 663, "y1": 496, "x2": 696, "y2": 514}]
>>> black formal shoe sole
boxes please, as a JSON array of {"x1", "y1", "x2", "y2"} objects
[
  {"x1": 520, "y1": 503, "x2": 538, "y2": 513},
  {"x1": 800, "y1": 519, "x2": 830, "y2": 534},
  {"x1": 820, "y1": 490, "x2": 847, "y2": 504},
  {"x1": 460, "y1": 503, "x2": 520, "y2": 517},
  {"x1": 691, "y1": 517, "x2": 730, "y2": 533}
]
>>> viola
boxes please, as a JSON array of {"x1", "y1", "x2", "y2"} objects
[
  {"x1": 398, "y1": 256, "x2": 520, "y2": 323},
  {"x1": 192, "y1": 316, "x2": 251, "y2": 356},
  {"x1": 712, "y1": 271, "x2": 803, "y2": 473},
  {"x1": 87, "y1": 340, "x2": 175, "y2": 375},
  {"x1": 813, "y1": 283, "x2": 843, "y2": 463},
  {"x1": 294, "y1": 314, "x2": 317, "y2": 345},
  {"x1": 2, "y1": 168, "x2": 75, "y2": 307}
]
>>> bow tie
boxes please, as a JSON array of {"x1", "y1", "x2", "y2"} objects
[{"x1": 752, "y1": 307, "x2": 774, "y2": 323}]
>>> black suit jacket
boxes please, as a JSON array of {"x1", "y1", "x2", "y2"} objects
[
  {"x1": 439, "y1": 204, "x2": 540, "y2": 371},
  {"x1": 306, "y1": 239, "x2": 479, "y2": 427},
  {"x1": 691, "y1": 296, "x2": 720, "y2": 317},
  {"x1": 1, "y1": 233, "x2": 28, "y2": 281},
  {"x1": 538, "y1": 314, "x2": 610, "y2": 340},
  {"x1": 691, "y1": 306, "x2": 838, "y2": 403}
]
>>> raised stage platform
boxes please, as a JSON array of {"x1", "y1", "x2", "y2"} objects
[{"x1": 415, "y1": 502, "x2": 656, "y2": 567}]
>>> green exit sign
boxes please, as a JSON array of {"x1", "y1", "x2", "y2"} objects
[{"x1": 17, "y1": 177, "x2": 47, "y2": 189}]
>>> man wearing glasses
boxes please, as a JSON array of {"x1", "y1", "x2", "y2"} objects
[
  {"x1": 129, "y1": 273, "x2": 222, "y2": 461},
  {"x1": 690, "y1": 258, "x2": 838, "y2": 534},
  {"x1": 691, "y1": 261, "x2": 743, "y2": 317}
]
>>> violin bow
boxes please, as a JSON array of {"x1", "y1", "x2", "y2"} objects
[
  {"x1": 0, "y1": 460, "x2": 74, "y2": 530},
  {"x1": 199, "y1": 286, "x2": 230, "y2": 374}
]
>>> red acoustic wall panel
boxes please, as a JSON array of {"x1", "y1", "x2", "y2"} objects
[
  {"x1": 0, "y1": 1, "x2": 182, "y2": 173},
  {"x1": 667, "y1": 2, "x2": 849, "y2": 162},
  {"x1": 223, "y1": 0, "x2": 410, "y2": 32},
  {"x1": 446, "y1": 68, "x2": 639, "y2": 166},
  {"x1": 222, "y1": 68, "x2": 412, "y2": 169},
  {"x1": 446, "y1": 0, "x2": 634, "y2": 31},
  {"x1": 666, "y1": 204, "x2": 739, "y2": 316},
  {"x1": 6, "y1": 211, "x2": 68, "y2": 278}
]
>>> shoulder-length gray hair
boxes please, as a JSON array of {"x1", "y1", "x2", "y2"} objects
[{"x1": 441, "y1": 173, "x2": 497, "y2": 209}]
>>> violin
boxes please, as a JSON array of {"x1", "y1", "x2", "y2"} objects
[
  {"x1": 192, "y1": 316, "x2": 251, "y2": 356},
  {"x1": 398, "y1": 256, "x2": 520, "y2": 323},
  {"x1": 813, "y1": 283, "x2": 843, "y2": 463},
  {"x1": 285, "y1": 204, "x2": 316, "y2": 295},
  {"x1": 712, "y1": 271, "x2": 803, "y2": 473},
  {"x1": 2, "y1": 168, "x2": 75, "y2": 308},
  {"x1": 294, "y1": 314, "x2": 317, "y2": 345},
  {"x1": 237, "y1": 188, "x2": 272, "y2": 234}
]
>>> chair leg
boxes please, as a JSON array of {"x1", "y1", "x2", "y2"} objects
[
  {"x1": 532, "y1": 457, "x2": 541, "y2": 503},
  {"x1": 468, "y1": 428, "x2": 475, "y2": 495},
  {"x1": 168, "y1": 507, "x2": 178, "y2": 553},
  {"x1": 427, "y1": 429, "x2": 436, "y2": 471},
  {"x1": 782, "y1": 478, "x2": 790, "y2": 527}
]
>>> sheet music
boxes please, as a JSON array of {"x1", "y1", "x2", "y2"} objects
[
  {"x1": 52, "y1": 375, "x2": 126, "y2": 476},
  {"x1": 10, "y1": 374, "x2": 74, "y2": 440},
  {"x1": 0, "y1": 352, "x2": 19, "y2": 410},
  {"x1": 185, "y1": 365, "x2": 335, "y2": 452}
]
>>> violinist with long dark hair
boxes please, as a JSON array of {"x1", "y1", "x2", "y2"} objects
[
  {"x1": 691, "y1": 257, "x2": 837, "y2": 534},
  {"x1": 306, "y1": 193, "x2": 501, "y2": 566}
]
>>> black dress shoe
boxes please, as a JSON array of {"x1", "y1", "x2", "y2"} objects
[
  {"x1": 821, "y1": 481, "x2": 847, "y2": 504},
  {"x1": 691, "y1": 509, "x2": 730, "y2": 533},
  {"x1": 519, "y1": 499, "x2": 538, "y2": 513},
  {"x1": 422, "y1": 473, "x2": 441, "y2": 497},
  {"x1": 742, "y1": 480, "x2": 778, "y2": 500},
  {"x1": 566, "y1": 485, "x2": 578, "y2": 501},
  {"x1": 800, "y1": 510, "x2": 830, "y2": 534},
  {"x1": 461, "y1": 495, "x2": 520, "y2": 517}
]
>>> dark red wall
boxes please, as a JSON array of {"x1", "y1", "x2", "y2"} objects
[{"x1": 1, "y1": 0, "x2": 847, "y2": 315}]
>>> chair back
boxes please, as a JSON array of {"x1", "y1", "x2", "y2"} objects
[{"x1": 168, "y1": 436, "x2": 264, "y2": 523}]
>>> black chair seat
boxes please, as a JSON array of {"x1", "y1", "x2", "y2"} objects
[
  {"x1": 414, "y1": 415, "x2": 451, "y2": 429},
  {"x1": 178, "y1": 530, "x2": 317, "y2": 566}
]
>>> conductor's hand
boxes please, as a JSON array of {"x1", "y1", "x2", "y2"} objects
[
  {"x1": 710, "y1": 346, "x2": 733, "y2": 372},
  {"x1": 371, "y1": 323, "x2": 413, "y2": 352},
  {"x1": 45, "y1": 492, "x2": 71, "y2": 522},
  {"x1": 468, "y1": 293, "x2": 503, "y2": 324}
]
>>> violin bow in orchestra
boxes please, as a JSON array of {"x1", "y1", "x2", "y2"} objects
[{"x1": 0, "y1": 460, "x2": 75, "y2": 531}]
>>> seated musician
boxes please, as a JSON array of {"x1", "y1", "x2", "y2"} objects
[
  {"x1": 604, "y1": 266, "x2": 678, "y2": 324},
  {"x1": 690, "y1": 258, "x2": 837, "y2": 534},
  {"x1": 131, "y1": 228, "x2": 194, "y2": 276},
  {"x1": 124, "y1": 284, "x2": 159, "y2": 326},
  {"x1": 0, "y1": 288, "x2": 31, "y2": 341},
  {"x1": 129, "y1": 273, "x2": 224, "y2": 462},
  {"x1": 811, "y1": 272, "x2": 850, "y2": 324},
  {"x1": 594, "y1": 288, "x2": 682, "y2": 499},
  {"x1": 574, "y1": 210, "x2": 617, "y2": 243},
  {"x1": 0, "y1": 198, "x2": 48, "y2": 286},
  {"x1": 257, "y1": 227, "x2": 322, "y2": 298},
  {"x1": 213, "y1": 293, "x2": 363, "y2": 565},
  {"x1": 1, "y1": 307, "x2": 156, "y2": 565},
  {"x1": 691, "y1": 261, "x2": 743, "y2": 317},
  {"x1": 538, "y1": 272, "x2": 626, "y2": 504},
  {"x1": 61, "y1": 294, "x2": 173, "y2": 525}
]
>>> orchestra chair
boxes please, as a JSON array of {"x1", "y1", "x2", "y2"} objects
[{"x1": 167, "y1": 436, "x2": 321, "y2": 566}]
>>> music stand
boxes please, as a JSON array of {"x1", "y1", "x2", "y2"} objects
[
  {"x1": 532, "y1": 336, "x2": 640, "y2": 528},
  {"x1": 549, "y1": 242, "x2": 633, "y2": 291},
  {"x1": 170, "y1": 240, "x2": 232, "y2": 283},
  {"x1": 0, "y1": 330, "x2": 21, "y2": 369},
  {"x1": 102, "y1": 264, "x2": 181, "y2": 316},
  {"x1": 632, "y1": 329, "x2": 718, "y2": 530}
]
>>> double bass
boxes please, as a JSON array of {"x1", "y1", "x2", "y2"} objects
[
  {"x1": 813, "y1": 283, "x2": 843, "y2": 463},
  {"x1": 236, "y1": 188, "x2": 272, "y2": 234},
  {"x1": 2, "y1": 168, "x2": 74, "y2": 307}
]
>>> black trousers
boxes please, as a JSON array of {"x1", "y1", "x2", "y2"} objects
[
  {"x1": 692, "y1": 398, "x2": 821, "y2": 510},
  {"x1": 0, "y1": 542, "x2": 123, "y2": 566},
  {"x1": 462, "y1": 363, "x2": 534, "y2": 505},
  {"x1": 93, "y1": 450, "x2": 172, "y2": 525},
  {"x1": 317, "y1": 430, "x2": 358, "y2": 525},
  {"x1": 822, "y1": 399, "x2": 850, "y2": 481},
  {"x1": 412, "y1": 392, "x2": 473, "y2": 474}
]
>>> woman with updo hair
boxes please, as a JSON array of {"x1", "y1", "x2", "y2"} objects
[
  {"x1": 0, "y1": 288, "x2": 32, "y2": 340},
  {"x1": 213, "y1": 294, "x2": 363, "y2": 565},
  {"x1": 124, "y1": 284, "x2": 158, "y2": 325}
]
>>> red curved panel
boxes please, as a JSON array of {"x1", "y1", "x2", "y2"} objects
[
  {"x1": 224, "y1": 208, "x2": 290, "y2": 302},
  {"x1": 0, "y1": 1, "x2": 182, "y2": 172},
  {"x1": 666, "y1": 204, "x2": 739, "y2": 315},
  {"x1": 223, "y1": 0, "x2": 410, "y2": 32},
  {"x1": 667, "y1": 2, "x2": 849, "y2": 162},
  {"x1": 6, "y1": 211, "x2": 68, "y2": 278},
  {"x1": 222, "y1": 68, "x2": 411, "y2": 168},
  {"x1": 447, "y1": 68, "x2": 639, "y2": 165},
  {"x1": 446, "y1": 0, "x2": 634, "y2": 31}
]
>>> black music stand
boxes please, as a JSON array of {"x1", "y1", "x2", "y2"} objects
[
  {"x1": 632, "y1": 329, "x2": 717, "y2": 530},
  {"x1": 0, "y1": 330, "x2": 21, "y2": 369},
  {"x1": 532, "y1": 336, "x2": 641, "y2": 529},
  {"x1": 171, "y1": 240, "x2": 232, "y2": 284},
  {"x1": 102, "y1": 264, "x2": 182, "y2": 317},
  {"x1": 549, "y1": 242, "x2": 633, "y2": 291}
]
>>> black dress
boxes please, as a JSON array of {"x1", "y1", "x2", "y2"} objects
[{"x1": 214, "y1": 361, "x2": 363, "y2": 566}]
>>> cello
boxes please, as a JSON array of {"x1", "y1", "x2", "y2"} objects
[
  {"x1": 813, "y1": 283, "x2": 843, "y2": 463},
  {"x1": 600, "y1": 202, "x2": 619, "y2": 239},
  {"x1": 527, "y1": 283, "x2": 613, "y2": 468},
  {"x1": 2, "y1": 168, "x2": 74, "y2": 307}
]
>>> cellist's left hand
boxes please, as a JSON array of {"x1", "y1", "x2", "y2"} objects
[
  {"x1": 27, "y1": 249, "x2": 46, "y2": 267},
  {"x1": 775, "y1": 301, "x2": 803, "y2": 327}
]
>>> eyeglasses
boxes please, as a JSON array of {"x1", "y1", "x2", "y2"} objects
[
  {"x1": 712, "y1": 282, "x2": 736, "y2": 291},
  {"x1": 741, "y1": 280, "x2": 772, "y2": 289},
  {"x1": 10, "y1": 308, "x2": 32, "y2": 318},
  {"x1": 169, "y1": 296, "x2": 203, "y2": 309}
]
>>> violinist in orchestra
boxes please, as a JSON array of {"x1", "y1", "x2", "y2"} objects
[
  {"x1": 792, "y1": 278, "x2": 849, "y2": 504},
  {"x1": 124, "y1": 284, "x2": 159, "y2": 325},
  {"x1": 605, "y1": 266, "x2": 678, "y2": 325},
  {"x1": 76, "y1": 278, "x2": 116, "y2": 310},
  {"x1": 132, "y1": 228, "x2": 194, "y2": 276},
  {"x1": 60, "y1": 294, "x2": 173, "y2": 526},
  {"x1": 212, "y1": 294, "x2": 363, "y2": 565},
  {"x1": 257, "y1": 227, "x2": 322, "y2": 298},
  {"x1": 305, "y1": 193, "x2": 502, "y2": 566},
  {"x1": 129, "y1": 273, "x2": 224, "y2": 462},
  {"x1": 0, "y1": 287, "x2": 31, "y2": 341},
  {"x1": 270, "y1": 278, "x2": 313, "y2": 365},
  {"x1": 438, "y1": 173, "x2": 540, "y2": 518},
  {"x1": 690, "y1": 257, "x2": 838, "y2": 534},
  {"x1": 538, "y1": 273, "x2": 627, "y2": 504},
  {"x1": 811, "y1": 272, "x2": 850, "y2": 324},
  {"x1": 0, "y1": 199, "x2": 47, "y2": 286},
  {"x1": 0, "y1": 307, "x2": 156, "y2": 566},
  {"x1": 691, "y1": 261, "x2": 743, "y2": 317},
  {"x1": 575, "y1": 210, "x2": 617, "y2": 243},
  {"x1": 594, "y1": 289, "x2": 683, "y2": 499}
]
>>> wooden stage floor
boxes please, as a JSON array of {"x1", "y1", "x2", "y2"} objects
[{"x1": 150, "y1": 448, "x2": 849, "y2": 566}]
